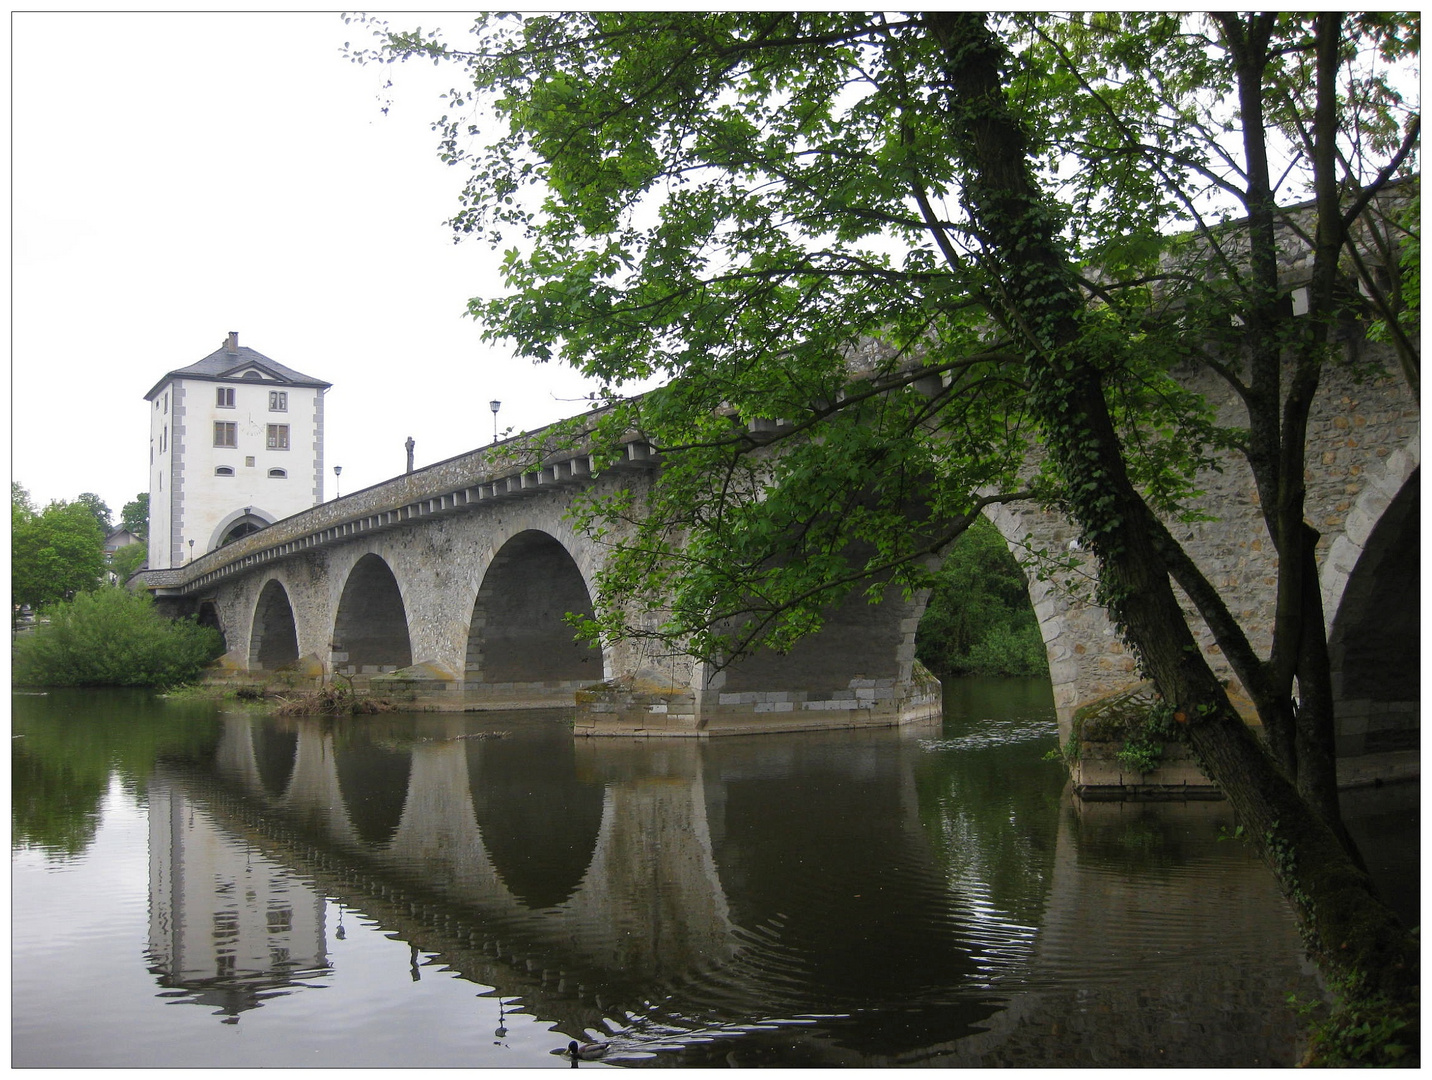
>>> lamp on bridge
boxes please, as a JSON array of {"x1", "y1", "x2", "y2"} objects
[
  {"x1": 489, "y1": 400, "x2": 501, "y2": 445},
  {"x1": 333, "y1": 465, "x2": 342, "y2": 499}
]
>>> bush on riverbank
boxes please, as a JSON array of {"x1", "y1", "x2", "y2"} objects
[
  {"x1": 12, "y1": 588, "x2": 224, "y2": 689},
  {"x1": 916, "y1": 518, "x2": 1047, "y2": 678}
]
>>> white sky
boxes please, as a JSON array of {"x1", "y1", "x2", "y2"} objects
[{"x1": 11, "y1": 11, "x2": 621, "y2": 519}]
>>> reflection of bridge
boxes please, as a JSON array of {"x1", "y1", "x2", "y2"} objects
[
  {"x1": 151, "y1": 713, "x2": 1021, "y2": 1059},
  {"x1": 146, "y1": 712, "x2": 1321, "y2": 1064},
  {"x1": 211, "y1": 713, "x2": 737, "y2": 979},
  {"x1": 144, "y1": 344, "x2": 1418, "y2": 748}
]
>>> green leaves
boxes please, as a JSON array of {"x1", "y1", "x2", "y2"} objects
[
  {"x1": 12, "y1": 588, "x2": 224, "y2": 689},
  {"x1": 358, "y1": 12, "x2": 1419, "y2": 668},
  {"x1": 12, "y1": 493, "x2": 108, "y2": 612}
]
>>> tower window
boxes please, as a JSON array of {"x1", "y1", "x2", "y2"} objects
[
  {"x1": 269, "y1": 390, "x2": 288, "y2": 411},
  {"x1": 216, "y1": 466, "x2": 235, "y2": 477},
  {"x1": 268, "y1": 468, "x2": 287, "y2": 479},
  {"x1": 214, "y1": 421, "x2": 237, "y2": 448},
  {"x1": 217, "y1": 387, "x2": 235, "y2": 408},
  {"x1": 266, "y1": 424, "x2": 289, "y2": 450}
]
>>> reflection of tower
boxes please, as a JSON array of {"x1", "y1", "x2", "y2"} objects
[{"x1": 146, "y1": 768, "x2": 330, "y2": 1021}]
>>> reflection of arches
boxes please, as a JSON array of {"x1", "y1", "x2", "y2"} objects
[
  {"x1": 1327, "y1": 469, "x2": 1419, "y2": 755},
  {"x1": 250, "y1": 580, "x2": 300, "y2": 670},
  {"x1": 702, "y1": 735, "x2": 991, "y2": 1047},
  {"x1": 467, "y1": 728, "x2": 603, "y2": 909},
  {"x1": 251, "y1": 721, "x2": 299, "y2": 799},
  {"x1": 334, "y1": 732, "x2": 413, "y2": 845},
  {"x1": 332, "y1": 554, "x2": 412, "y2": 674},
  {"x1": 465, "y1": 531, "x2": 601, "y2": 684}
]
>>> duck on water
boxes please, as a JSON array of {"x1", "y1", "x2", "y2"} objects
[{"x1": 563, "y1": 1040, "x2": 608, "y2": 1065}]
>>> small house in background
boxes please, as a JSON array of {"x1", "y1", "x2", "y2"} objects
[
  {"x1": 103, "y1": 527, "x2": 142, "y2": 556},
  {"x1": 144, "y1": 332, "x2": 331, "y2": 571}
]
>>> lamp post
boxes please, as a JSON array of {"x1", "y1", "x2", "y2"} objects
[
  {"x1": 489, "y1": 400, "x2": 501, "y2": 444},
  {"x1": 333, "y1": 465, "x2": 342, "y2": 499}
]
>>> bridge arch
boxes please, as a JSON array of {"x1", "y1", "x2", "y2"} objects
[
  {"x1": 981, "y1": 500, "x2": 1104, "y2": 733},
  {"x1": 464, "y1": 529, "x2": 604, "y2": 688},
  {"x1": 1320, "y1": 432, "x2": 1419, "y2": 630},
  {"x1": 249, "y1": 579, "x2": 300, "y2": 671},
  {"x1": 332, "y1": 553, "x2": 413, "y2": 675},
  {"x1": 1325, "y1": 461, "x2": 1419, "y2": 754}
]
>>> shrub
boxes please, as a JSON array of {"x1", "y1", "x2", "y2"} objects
[
  {"x1": 916, "y1": 518, "x2": 1047, "y2": 678},
  {"x1": 12, "y1": 588, "x2": 224, "y2": 689},
  {"x1": 960, "y1": 620, "x2": 1047, "y2": 677}
]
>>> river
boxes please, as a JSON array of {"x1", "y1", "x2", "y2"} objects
[{"x1": 11, "y1": 680, "x2": 1416, "y2": 1068}]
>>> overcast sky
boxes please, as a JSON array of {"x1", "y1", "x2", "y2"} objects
[{"x1": 12, "y1": 11, "x2": 625, "y2": 519}]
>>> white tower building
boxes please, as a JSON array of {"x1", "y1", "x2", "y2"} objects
[{"x1": 145, "y1": 332, "x2": 331, "y2": 570}]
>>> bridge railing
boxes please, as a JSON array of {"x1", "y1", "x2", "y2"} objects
[{"x1": 139, "y1": 403, "x2": 661, "y2": 596}]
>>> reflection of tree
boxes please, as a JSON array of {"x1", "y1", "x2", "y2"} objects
[
  {"x1": 10, "y1": 689, "x2": 223, "y2": 856},
  {"x1": 12, "y1": 743, "x2": 107, "y2": 856},
  {"x1": 913, "y1": 679, "x2": 1065, "y2": 932}
]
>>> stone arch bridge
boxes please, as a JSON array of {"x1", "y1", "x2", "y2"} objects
[{"x1": 142, "y1": 351, "x2": 1418, "y2": 751}]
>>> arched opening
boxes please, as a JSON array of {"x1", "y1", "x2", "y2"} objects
[
  {"x1": 332, "y1": 554, "x2": 412, "y2": 675},
  {"x1": 212, "y1": 508, "x2": 274, "y2": 551},
  {"x1": 1328, "y1": 469, "x2": 1419, "y2": 756},
  {"x1": 714, "y1": 536, "x2": 934, "y2": 705},
  {"x1": 915, "y1": 516, "x2": 1048, "y2": 682},
  {"x1": 465, "y1": 531, "x2": 601, "y2": 686},
  {"x1": 250, "y1": 579, "x2": 300, "y2": 671},
  {"x1": 196, "y1": 600, "x2": 227, "y2": 653},
  {"x1": 221, "y1": 521, "x2": 263, "y2": 545}
]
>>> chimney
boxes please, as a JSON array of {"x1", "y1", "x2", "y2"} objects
[{"x1": 225, "y1": 331, "x2": 239, "y2": 355}]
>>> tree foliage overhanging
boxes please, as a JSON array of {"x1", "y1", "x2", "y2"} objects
[{"x1": 353, "y1": 11, "x2": 1419, "y2": 1048}]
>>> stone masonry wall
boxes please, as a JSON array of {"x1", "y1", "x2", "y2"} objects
[{"x1": 986, "y1": 342, "x2": 1418, "y2": 744}]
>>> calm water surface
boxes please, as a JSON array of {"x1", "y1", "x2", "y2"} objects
[{"x1": 12, "y1": 681, "x2": 1416, "y2": 1067}]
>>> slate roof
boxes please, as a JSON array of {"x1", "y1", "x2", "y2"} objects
[{"x1": 144, "y1": 337, "x2": 332, "y2": 400}]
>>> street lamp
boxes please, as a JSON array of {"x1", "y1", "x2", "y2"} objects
[
  {"x1": 489, "y1": 400, "x2": 501, "y2": 444},
  {"x1": 333, "y1": 465, "x2": 342, "y2": 499}
]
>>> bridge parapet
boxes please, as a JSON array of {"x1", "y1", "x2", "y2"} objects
[{"x1": 140, "y1": 409, "x2": 658, "y2": 597}]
